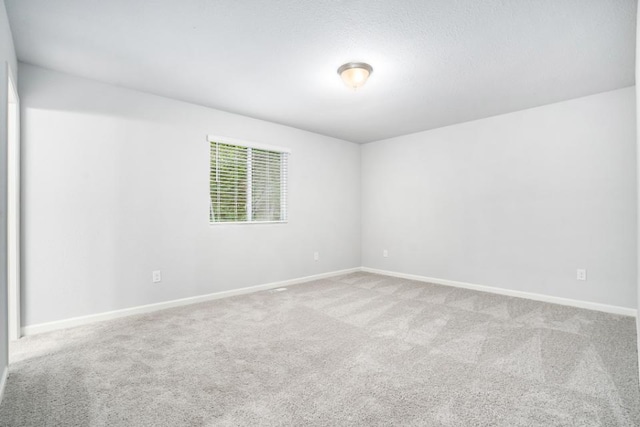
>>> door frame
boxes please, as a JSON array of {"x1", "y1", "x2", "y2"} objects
[{"x1": 7, "y1": 64, "x2": 20, "y2": 341}]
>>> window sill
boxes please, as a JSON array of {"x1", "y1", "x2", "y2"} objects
[{"x1": 209, "y1": 220, "x2": 288, "y2": 226}]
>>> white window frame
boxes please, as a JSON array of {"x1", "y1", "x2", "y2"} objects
[{"x1": 207, "y1": 135, "x2": 291, "y2": 225}]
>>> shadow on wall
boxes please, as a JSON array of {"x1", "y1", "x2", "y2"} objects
[
  {"x1": 21, "y1": 66, "x2": 202, "y2": 124},
  {"x1": 19, "y1": 64, "x2": 299, "y2": 132}
]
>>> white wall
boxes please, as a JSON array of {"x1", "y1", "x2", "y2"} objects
[
  {"x1": 362, "y1": 87, "x2": 637, "y2": 308},
  {"x1": 19, "y1": 63, "x2": 361, "y2": 327},
  {"x1": 17, "y1": 64, "x2": 638, "y2": 327},
  {"x1": 0, "y1": 0, "x2": 17, "y2": 384}
]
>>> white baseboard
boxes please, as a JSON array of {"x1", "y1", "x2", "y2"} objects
[
  {"x1": 0, "y1": 366, "x2": 7, "y2": 406},
  {"x1": 361, "y1": 267, "x2": 637, "y2": 317},
  {"x1": 22, "y1": 267, "x2": 360, "y2": 336},
  {"x1": 21, "y1": 266, "x2": 636, "y2": 336}
]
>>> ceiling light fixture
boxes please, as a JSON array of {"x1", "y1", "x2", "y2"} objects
[{"x1": 337, "y1": 62, "x2": 373, "y2": 90}]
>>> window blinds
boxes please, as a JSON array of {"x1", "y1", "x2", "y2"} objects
[{"x1": 209, "y1": 139, "x2": 289, "y2": 223}]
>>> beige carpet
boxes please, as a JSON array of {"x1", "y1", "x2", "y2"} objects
[{"x1": 0, "y1": 272, "x2": 638, "y2": 426}]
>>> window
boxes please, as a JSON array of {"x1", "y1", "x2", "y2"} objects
[{"x1": 208, "y1": 136, "x2": 289, "y2": 223}]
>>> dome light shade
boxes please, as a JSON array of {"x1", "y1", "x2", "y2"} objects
[{"x1": 337, "y1": 62, "x2": 373, "y2": 90}]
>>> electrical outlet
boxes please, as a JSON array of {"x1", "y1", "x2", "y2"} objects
[
  {"x1": 576, "y1": 269, "x2": 587, "y2": 281},
  {"x1": 314, "y1": 252, "x2": 319, "y2": 261},
  {"x1": 152, "y1": 270, "x2": 162, "y2": 283},
  {"x1": 383, "y1": 249, "x2": 388, "y2": 258}
]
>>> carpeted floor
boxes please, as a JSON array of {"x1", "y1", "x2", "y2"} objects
[{"x1": 0, "y1": 272, "x2": 639, "y2": 426}]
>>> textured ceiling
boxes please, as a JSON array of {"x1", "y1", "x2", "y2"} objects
[{"x1": 5, "y1": 0, "x2": 637, "y2": 143}]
